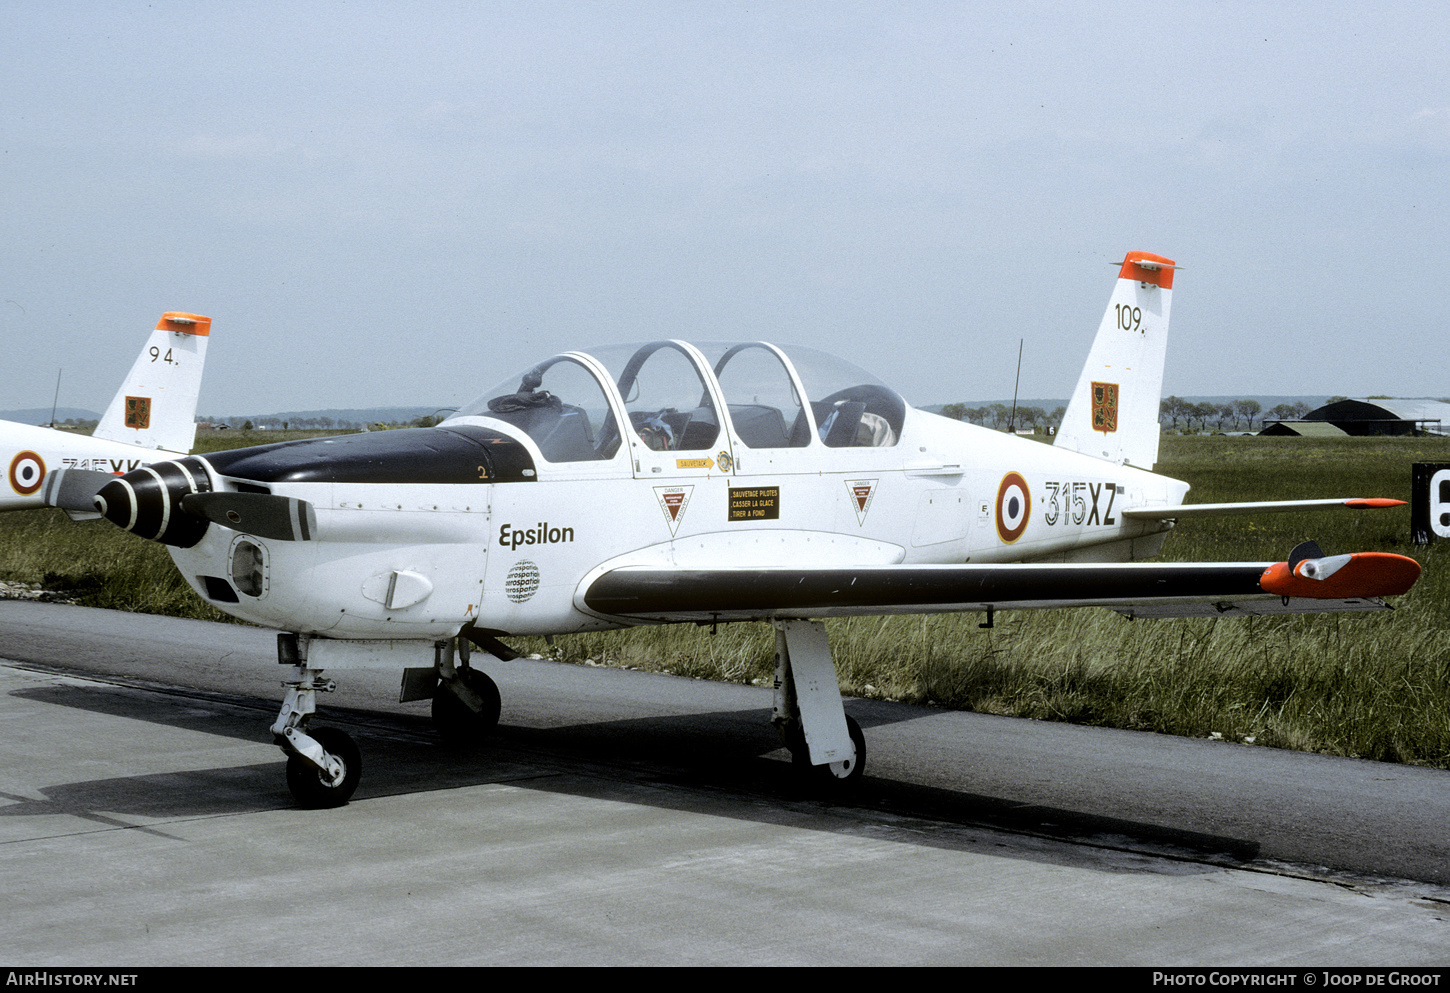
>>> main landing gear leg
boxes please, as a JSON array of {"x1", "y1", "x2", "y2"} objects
[
  {"x1": 772, "y1": 619, "x2": 865, "y2": 789},
  {"x1": 431, "y1": 637, "x2": 501, "y2": 748},
  {"x1": 273, "y1": 633, "x2": 361, "y2": 809}
]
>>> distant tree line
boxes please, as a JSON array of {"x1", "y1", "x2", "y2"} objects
[
  {"x1": 1157, "y1": 398, "x2": 1316, "y2": 432},
  {"x1": 52, "y1": 417, "x2": 99, "y2": 431},
  {"x1": 199, "y1": 415, "x2": 364, "y2": 431},
  {"x1": 935, "y1": 398, "x2": 1323, "y2": 433},
  {"x1": 938, "y1": 403, "x2": 1066, "y2": 432},
  {"x1": 198, "y1": 413, "x2": 448, "y2": 432}
]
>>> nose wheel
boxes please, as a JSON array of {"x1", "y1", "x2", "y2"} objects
[
  {"x1": 272, "y1": 645, "x2": 362, "y2": 808},
  {"x1": 283, "y1": 726, "x2": 362, "y2": 808}
]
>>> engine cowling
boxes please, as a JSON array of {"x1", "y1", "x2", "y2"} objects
[{"x1": 95, "y1": 457, "x2": 213, "y2": 547}]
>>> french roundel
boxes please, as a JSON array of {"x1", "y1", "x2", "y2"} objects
[
  {"x1": 995, "y1": 471, "x2": 1030, "y2": 544},
  {"x1": 9, "y1": 451, "x2": 46, "y2": 496}
]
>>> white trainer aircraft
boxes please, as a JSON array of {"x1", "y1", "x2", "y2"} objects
[
  {"x1": 4, "y1": 312, "x2": 211, "y2": 516},
  {"x1": 49, "y1": 254, "x2": 1420, "y2": 807}
]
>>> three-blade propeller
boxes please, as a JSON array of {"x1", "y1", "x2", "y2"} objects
[{"x1": 42, "y1": 464, "x2": 318, "y2": 546}]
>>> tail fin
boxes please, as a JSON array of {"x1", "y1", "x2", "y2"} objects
[
  {"x1": 94, "y1": 312, "x2": 211, "y2": 453},
  {"x1": 1054, "y1": 252, "x2": 1174, "y2": 469}
]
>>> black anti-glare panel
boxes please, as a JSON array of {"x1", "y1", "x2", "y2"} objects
[{"x1": 204, "y1": 426, "x2": 536, "y2": 485}]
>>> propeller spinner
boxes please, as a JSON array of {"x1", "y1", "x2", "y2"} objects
[{"x1": 94, "y1": 457, "x2": 214, "y2": 547}]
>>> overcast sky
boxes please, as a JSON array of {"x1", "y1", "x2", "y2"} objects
[{"x1": 3, "y1": 1, "x2": 1447, "y2": 416}]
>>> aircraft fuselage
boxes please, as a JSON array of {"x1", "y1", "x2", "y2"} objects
[{"x1": 164, "y1": 408, "x2": 1187, "y2": 640}]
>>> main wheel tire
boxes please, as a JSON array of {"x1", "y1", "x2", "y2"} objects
[
  {"x1": 432, "y1": 668, "x2": 502, "y2": 748},
  {"x1": 285, "y1": 727, "x2": 362, "y2": 809},
  {"x1": 785, "y1": 714, "x2": 866, "y2": 788}
]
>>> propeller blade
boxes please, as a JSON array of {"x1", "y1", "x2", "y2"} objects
[
  {"x1": 180, "y1": 491, "x2": 317, "y2": 542},
  {"x1": 40, "y1": 467, "x2": 118, "y2": 515},
  {"x1": 1286, "y1": 540, "x2": 1324, "y2": 570}
]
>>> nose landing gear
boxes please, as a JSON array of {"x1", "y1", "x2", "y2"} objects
[{"x1": 271, "y1": 642, "x2": 361, "y2": 808}]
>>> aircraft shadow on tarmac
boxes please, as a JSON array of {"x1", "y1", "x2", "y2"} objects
[{"x1": 6, "y1": 675, "x2": 1256, "y2": 873}]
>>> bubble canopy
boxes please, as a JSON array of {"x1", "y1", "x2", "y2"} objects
[{"x1": 450, "y1": 341, "x2": 907, "y2": 462}]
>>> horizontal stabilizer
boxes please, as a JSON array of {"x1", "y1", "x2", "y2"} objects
[{"x1": 1123, "y1": 498, "x2": 1406, "y2": 519}]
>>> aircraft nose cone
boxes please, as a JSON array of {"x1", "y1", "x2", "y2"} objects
[{"x1": 96, "y1": 458, "x2": 214, "y2": 548}]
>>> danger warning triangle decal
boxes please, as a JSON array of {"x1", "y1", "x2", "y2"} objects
[
  {"x1": 654, "y1": 485, "x2": 694, "y2": 537},
  {"x1": 846, "y1": 478, "x2": 877, "y2": 526}
]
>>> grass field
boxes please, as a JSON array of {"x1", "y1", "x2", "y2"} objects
[{"x1": 3, "y1": 432, "x2": 1448, "y2": 766}]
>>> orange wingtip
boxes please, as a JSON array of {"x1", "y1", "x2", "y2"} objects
[
  {"x1": 156, "y1": 312, "x2": 211, "y2": 336},
  {"x1": 1118, "y1": 251, "x2": 1176, "y2": 289},
  {"x1": 1260, "y1": 553, "x2": 1421, "y2": 599},
  {"x1": 1345, "y1": 498, "x2": 1406, "y2": 509}
]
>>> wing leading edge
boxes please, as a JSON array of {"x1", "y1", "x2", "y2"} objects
[{"x1": 581, "y1": 552, "x2": 1421, "y2": 623}]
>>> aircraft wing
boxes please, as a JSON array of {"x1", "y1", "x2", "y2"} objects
[
  {"x1": 1122, "y1": 498, "x2": 1403, "y2": 519},
  {"x1": 582, "y1": 551, "x2": 1421, "y2": 623}
]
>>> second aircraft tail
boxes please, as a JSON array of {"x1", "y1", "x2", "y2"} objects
[{"x1": 94, "y1": 312, "x2": 211, "y2": 453}]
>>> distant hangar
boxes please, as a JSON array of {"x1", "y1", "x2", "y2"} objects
[{"x1": 1261, "y1": 398, "x2": 1450, "y2": 437}]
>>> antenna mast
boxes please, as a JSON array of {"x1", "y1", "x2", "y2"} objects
[
  {"x1": 49, "y1": 370, "x2": 61, "y2": 428},
  {"x1": 1006, "y1": 339, "x2": 1023, "y2": 433}
]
